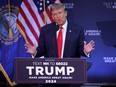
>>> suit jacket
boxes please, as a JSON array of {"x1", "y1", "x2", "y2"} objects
[{"x1": 36, "y1": 21, "x2": 86, "y2": 58}]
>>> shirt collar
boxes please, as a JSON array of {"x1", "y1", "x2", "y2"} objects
[{"x1": 62, "y1": 20, "x2": 68, "y2": 30}]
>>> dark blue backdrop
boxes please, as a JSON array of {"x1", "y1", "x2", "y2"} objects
[{"x1": 61, "y1": 0, "x2": 116, "y2": 83}]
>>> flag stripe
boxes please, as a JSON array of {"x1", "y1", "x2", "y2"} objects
[
  {"x1": 17, "y1": 20, "x2": 34, "y2": 45},
  {"x1": 20, "y1": 8, "x2": 38, "y2": 41},
  {"x1": 22, "y1": 2, "x2": 39, "y2": 40},
  {"x1": 24, "y1": 0, "x2": 41, "y2": 31},
  {"x1": 18, "y1": 13, "x2": 37, "y2": 46}
]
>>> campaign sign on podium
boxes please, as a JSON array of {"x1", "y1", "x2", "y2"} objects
[{"x1": 15, "y1": 58, "x2": 87, "y2": 84}]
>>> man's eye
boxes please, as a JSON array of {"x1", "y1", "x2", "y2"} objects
[{"x1": 58, "y1": 12, "x2": 62, "y2": 14}]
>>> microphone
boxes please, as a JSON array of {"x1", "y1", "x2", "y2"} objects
[{"x1": 55, "y1": 24, "x2": 59, "y2": 31}]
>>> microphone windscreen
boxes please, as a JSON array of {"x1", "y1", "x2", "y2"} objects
[{"x1": 55, "y1": 24, "x2": 59, "y2": 31}]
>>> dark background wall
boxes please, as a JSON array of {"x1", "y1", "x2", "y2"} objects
[{"x1": 61, "y1": 0, "x2": 116, "y2": 83}]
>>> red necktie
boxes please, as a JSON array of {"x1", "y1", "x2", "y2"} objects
[{"x1": 57, "y1": 26, "x2": 63, "y2": 59}]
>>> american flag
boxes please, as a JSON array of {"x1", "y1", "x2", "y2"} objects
[{"x1": 17, "y1": 0, "x2": 60, "y2": 47}]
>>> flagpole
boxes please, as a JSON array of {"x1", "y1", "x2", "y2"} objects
[
  {"x1": 0, "y1": 63, "x2": 17, "y2": 86},
  {"x1": 43, "y1": 0, "x2": 47, "y2": 24},
  {"x1": 8, "y1": 0, "x2": 13, "y2": 38}
]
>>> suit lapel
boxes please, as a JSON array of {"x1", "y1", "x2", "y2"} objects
[
  {"x1": 63, "y1": 23, "x2": 72, "y2": 57},
  {"x1": 52, "y1": 23, "x2": 58, "y2": 57}
]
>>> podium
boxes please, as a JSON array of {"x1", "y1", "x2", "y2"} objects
[{"x1": 15, "y1": 58, "x2": 87, "y2": 84}]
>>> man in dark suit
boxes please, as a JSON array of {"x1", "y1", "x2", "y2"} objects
[
  {"x1": 25, "y1": 3, "x2": 95, "y2": 87},
  {"x1": 25, "y1": 3, "x2": 95, "y2": 58}
]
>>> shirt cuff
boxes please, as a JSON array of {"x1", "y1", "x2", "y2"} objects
[
  {"x1": 31, "y1": 50, "x2": 37, "y2": 58},
  {"x1": 84, "y1": 52, "x2": 90, "y2": 57}
]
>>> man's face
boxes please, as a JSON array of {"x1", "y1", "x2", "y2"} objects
[{"x1": 51, "y1": 8, "x2": 67, "y2": 26}]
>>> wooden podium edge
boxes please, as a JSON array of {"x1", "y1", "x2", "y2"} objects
[{"x1": 0, "y1": 63, "x2": 17, "y2": 86}]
